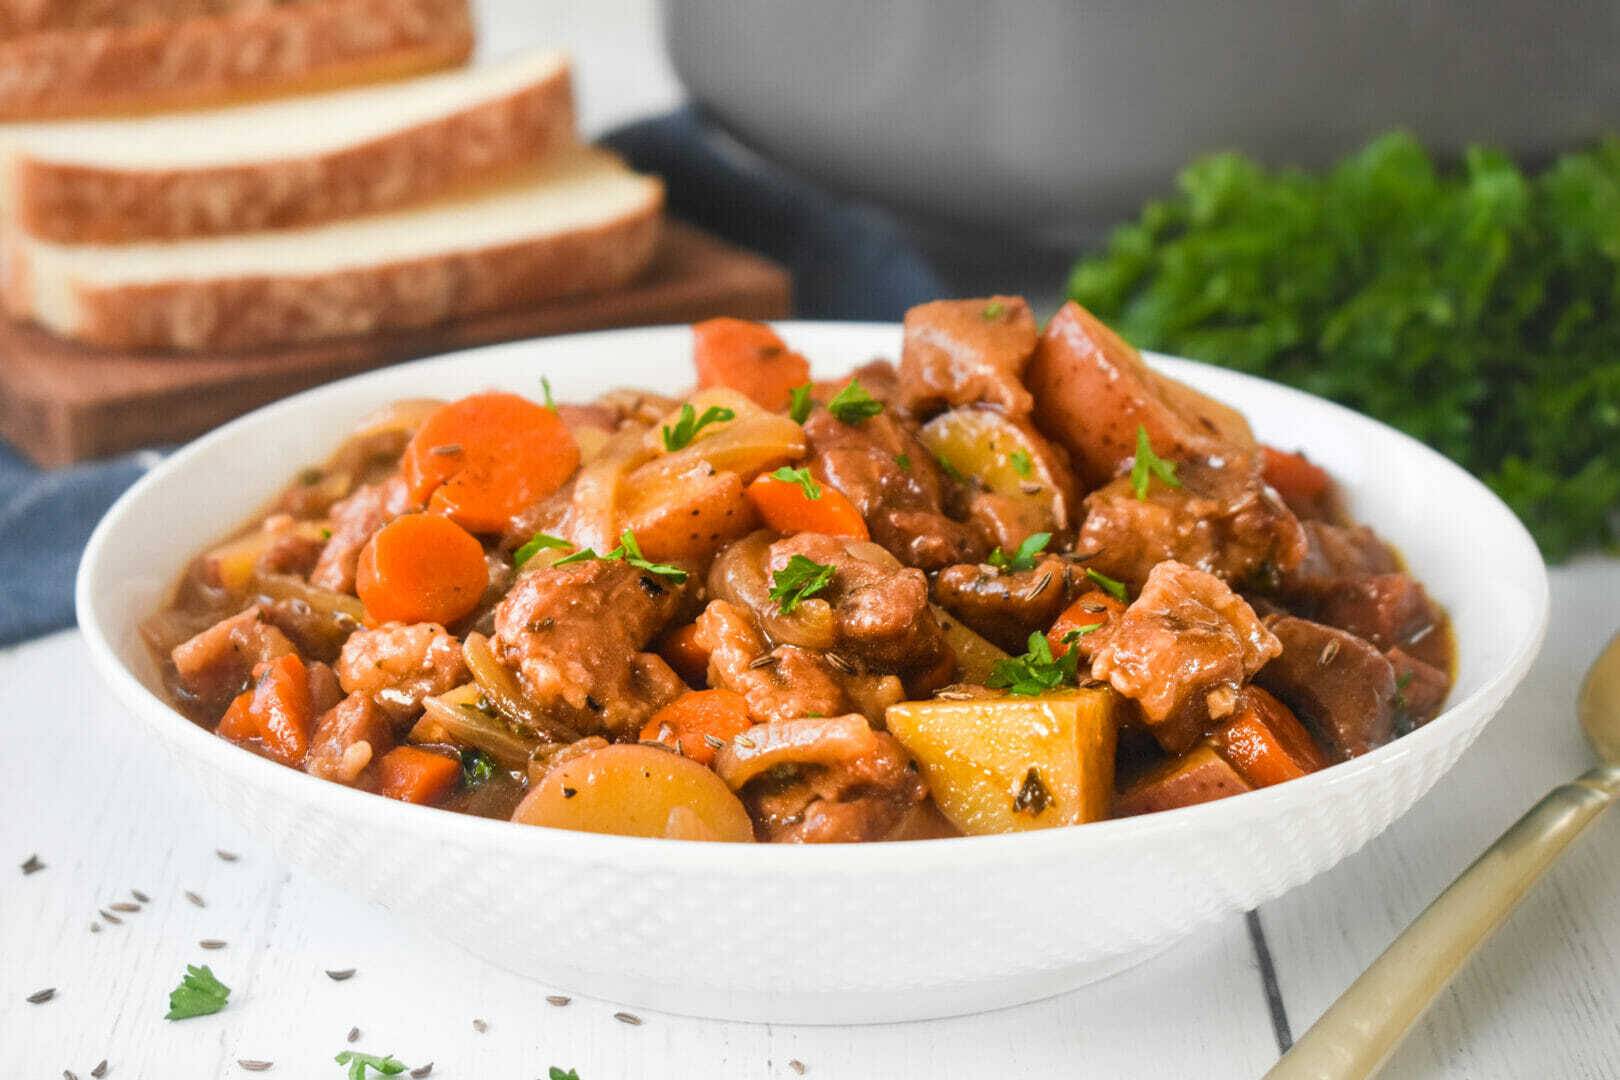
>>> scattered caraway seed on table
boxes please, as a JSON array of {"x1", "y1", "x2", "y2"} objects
[
  {"x1": 411, "y1": 1064, "x2": 434, "y2": 1078},
  {"x1": 28, "y1": 987, "x2": 56, "y2": 1004},
  {"x1": 63, "y1": 1070, "x2": 76, "y2": 1080},
  {"x1": 326, "y1": 969, "x2": 357, "y2": 982},
  {"x1": 347, "y1": 1027, "x2": 361, "y2": 1043},
  {"x1": 472, "y1": 1018, "x2": 488, "y2": 1033},
  {"x1": 21, "y1": 853, "x2": 44, "y2": 874},
  {"x1": 216, "y1": 850, "x2": 239, "y2": 862},
  {"x1": 790, "y1": 1061, "x2": 807, "y2": 1075},
  {"x1": 130, "y1": 889, "x2": 150, "y2": 903},
  {"x1": 200, "y1": 940, "x2": 227, "y2": 950},
  {"x1": 185, "y1": 891, "x2": 206, "y2": 908},
  {"x1": 90, "y1": 923, "x2": 101, "y2": 934},
  {"x1": 613, "y1": 1011, "x2": 642, "y2": 1026},
  {"x1": 90, "y1": 1061, "x2": 108, "y2": 1078},
  {"x1": 99, "y1": 909, "x2": 123, "y2": 925},
  {"x1": 238, "y1": 1060, "x2": 273, "y2": 1072},
  {"x1": 546, "y1": 995, "x2": 571, "y2": 1007},
  {"x1": 109, "y1": 901, "x2": 140, "y2": 913}
]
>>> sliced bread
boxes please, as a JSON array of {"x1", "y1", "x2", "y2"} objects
[
  {"x1": 0, "y1": 0, "x2": 298, "y2": 38},
  {"x1": 2, "y1": 50, "x2": 574, "y2": 242},
  {"x1": 0, "y1": 0, "x2": 473, "y2": 121},
  {"x1": 4, "y1": 145, "x2": 664, "y2": 351}
]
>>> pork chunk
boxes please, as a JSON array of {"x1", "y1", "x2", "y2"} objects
[
  {"x1": 1256, "y1": 616, "x2": 1396, "y2": 759},
  {"x1": 336, "y1": 622, "x2": 468, "y2": 723},
  {"x1": 933, "y1": 555, "x2": 1073, "y2": 652},
  {"x1": 491, "y1": 558, "x2": 686, "y2": 736},
  {"x1": 1090, "y1": 561, "x2": 1281, "y2": 754},
  {"x1": 899, "y1": 296, "x2": 1038, "y2": 418},
  {"x1": 171, "y1": 606, "x2": 295, "y2": 714},
  {"x1": 304, "y1": 692, "x2": 394, "y2": 785}
]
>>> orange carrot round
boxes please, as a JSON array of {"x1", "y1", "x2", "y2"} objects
[
  {"x1": 1261, "y1": 445, "x2": 1331, "y2": 505},
  {"x1": 215, "y1": 653, "x2": 312, "y2": 767},
  {"x1": 692, "y1": 318, "x2": 810, "y2": 411},
  {"x1": 356, "y1": 512, "x2": 488, "y2": 626},
  {"x1": 373, "y1": 745, "x2": 461, "y2": 805},
  {"x1": 402, "y1": 391, "x2": 580, "y2": 534},
  {"x1": 639, "y1": 689, "x2": 754, "y2": 766},
  {"x1": 745, "y1": 472, "x2": 869, "y2": 539}
]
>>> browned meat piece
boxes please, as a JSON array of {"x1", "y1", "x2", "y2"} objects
[
  {"x1": 1315, "y1": 573, "x2": 1445, "y2": 655},
  {"x1": 491, "y1": 558, "x2": 686, "y2": 736},
  {"x1": 309, "y1": 475, "x2": 417, "y2": 593},
  {"x1": 307, "y1": 660, "x2": 344, "y2": 715},
  {"x1": 694, "y1": 599, "x2": 857, "y2": 723},
  {"x1": 304, "y1": 692, "x2": 394, "y2": 785},
  {"x1": 716, "y1": 716, "x2": 926, "y2": 843},
  {"x1": 1090, "y1": 562, "x2": 1281, "y2": 755},
  {"x1": 1114, "y1": 745, "x2": 1254, "y2": 817},
  {"x1": 1078, "y1": 458, "x2": 1307, "y2": 593},
  {"x1": 1387, "y1": 647, "x2": 1451, "y2": 730},
  {"x1": 1026, "y1": 301, "x2": 1255, "y2": 489},
  {"x1": 336, "y1": 622, "x2": 468, "y2": 724},
  {"x1": 1256, "y1": 616, "x2": 1396, "y2": 759},
  {"x1": 763, "y1": 533, "x2": 947, "y2": 674},
  {"x1": 803, "y1": 408, "x2": 986, "y2": 570},
  {"x1": 899, "y1": 296, "x2": 1038, "y2": 418},
  {"x1": 1280, "y1": 521, "x2": 1401, "y2": 596},
  {"x1": 170, "y1": 605, "x2": 295, "y2": 714},
  {"x1": 933, "y1": 555, "x2": 1074, "y2": 652}
]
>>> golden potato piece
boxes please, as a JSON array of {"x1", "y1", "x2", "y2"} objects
[
  {"x1": 918, "y1": 407, "x2": 1076, "y2": 544},
  {"x1": 512, "y1": 743, "x2": 754, "y2": 842},
  {"x1": 885, "y1": 689, "x2": 1118, "y2": 835}
]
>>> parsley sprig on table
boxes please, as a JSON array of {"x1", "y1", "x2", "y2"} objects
[
  {"x1": 987, "y1": 632, "x2": 1080, "y2": 696},
  {"x1": 769, "y1": 554, "x2": 836, "y2": 613},
  {"x1": 1068, "y1": 131, "x2": 1620, "y2": 558},
  {"x1": 987, "y1": 532, "x2": 1052, "y2": 572},
  {"x1": 662, "y1": 403, "x2": 735, "y2": 451},
  {"x1": 165, "y1": 964, "x2": 230, "y2": 1020},
  {"x1": 334, "y1": 1050, "x2": 407, "y2": 1079}
]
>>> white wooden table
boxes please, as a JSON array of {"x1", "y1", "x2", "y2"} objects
[{"x1": 7, "y1": 2, "x2": 1620, "y2": 1076}]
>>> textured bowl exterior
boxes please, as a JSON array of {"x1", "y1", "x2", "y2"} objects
[{"x1": 77, "y1": 324, "x2": 1548, "y2": 1023}]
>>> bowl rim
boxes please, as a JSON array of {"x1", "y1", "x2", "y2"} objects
[{"x1": 75, "y1": 321, "x2": 1550, "y2": 872}]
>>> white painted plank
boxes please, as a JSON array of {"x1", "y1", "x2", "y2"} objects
[
  {"x1": 1261, "y1": 557, "x2": 1620, "y2": 1079},
  {"x1": 2, "y1": 630, "x2": 1278, "y2": 1079}
]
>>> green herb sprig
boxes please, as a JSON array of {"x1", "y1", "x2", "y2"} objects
[
  {"x1": 513, "y1": 531, "x2": 570, "y2": 569},
  {"x1": 165, "y1": 964, "x2": 230, "y2": 1020},
  {"x1": 334, "y1": 1050, "x2": 407, "y2": 1079},
  {"x1": 662, "y1": 403, "x2": 735, "y2": 451},
  {"x1": 987, "y1": 532, "x2": 1052, "y2": 572},
  {"x1": 1129, "y1": 425, "x2": 1181, "y2": 499},
  {"x1": 986, "y1": 632, "x2": 1080, "y2": 696},
  {"x1": 826, "y1": 379, "x2": 884, "y2": 425},
  {"x1": 1085, "y1": 567, "x2": 1129, "y2": 603},
  {"x1": 787, "y1": 383, "x2": 815, "y2": 424},
  {"x1": 554, "y1": 530, "x2": 688, "y2": 584},
  {"x1": 768, "y1": 466, "x2": 821, "y2": 500},
  {"x1": 769, "y1": 554, "x2": 836, "y2": 613}
]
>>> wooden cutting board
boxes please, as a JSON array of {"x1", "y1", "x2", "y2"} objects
[{"x1": 0, "y1": 222, "x2": 790, "y2": 466}]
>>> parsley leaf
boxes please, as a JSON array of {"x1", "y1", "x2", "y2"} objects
[
  {"x1": 1061, "y1": 623, "x2": 1103, "y2": 644},
  {"x1": 895, "y1": 453, "x2": 912, "y2": 472},
  {"x1": 768, "y1": 554, "x2": 836, "y2": 613},
  {"x1": 825, "y1": 378, "x2": 884, "y2": 425},
  {"x1": 334, "y1": 1051, "x2": 407, "y2": 1079},
  {"x1": 548, "y1": 531, "x2": 688, "y2": 584},
  {"x1": 986, "y1": 632, "x2": 1080, "y2": 696},
  {"x1": 513, "y1": 531, "x2": 570, "y2": 568},
  {"x1": 165, "y1": 964, "x2": 230, "y2": 1020},
  {"x1": 987, "y1": 532, "x2": 1052, "y2": 572},
  {"x1": 933, "y1": 452, "x2": 967, "y2": 484},
  {"x1": 540, "y1": 376, "x2": 557, "y2": 411},
  {"x1": 982, "y1": 299, "x2": 1006, "y2": 321},
  {"x1": 662, "y1": 403, "x2": 736, "y2": 451},
  {"x1": 1009, "y1": 449, "x2": 1033, "y2": 477},
  {"x1": 769, "y1": 465, "x2": 821, "y2": 500},
  {"x1": 550, "y1": 1069, "x2": 581, "y2": 1080},
  {"x1": 461, "y1": 747, "x2": 495, "y2": 787},
  {"x1": 1086, "y1": 567, "x2": 1129, "y2": 602},
  {"x1": 787, "y1": 383, "x2": 815, "y2": 424},
  {"x1": 1129, "y1": 425, "x2": 1181, "y2": 499},
  {"x1": 552, "y1": 546, "x2": 599, "y2": 567}
]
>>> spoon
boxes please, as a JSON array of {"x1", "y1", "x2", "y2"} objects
[{"x1": 1267, "y1": 631, "x2": 1620, "y2": 1079}]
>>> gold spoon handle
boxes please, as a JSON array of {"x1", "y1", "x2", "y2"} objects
[{"x1": 1266, "y1": 764, "x2": 1620, "y2": 1080}]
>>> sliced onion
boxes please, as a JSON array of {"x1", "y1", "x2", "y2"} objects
[
  {"x1": 712, "y1": 715, "x2": 879, "y2": 791},
  {"x1": 462, "y1": 631, "x2": 583, "y2": 743}
]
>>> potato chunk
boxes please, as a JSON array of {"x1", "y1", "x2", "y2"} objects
[
  {"x1": 885, "y1": 689, "x2": 1117, "y2": 835},
  {"x1": 512, "y1": 744, "x2": 754, "y2": 842}
]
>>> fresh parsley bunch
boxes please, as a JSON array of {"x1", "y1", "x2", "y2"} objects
[{"x1": 1068, "y1": 131, "x2": 1620, "y2": 559}]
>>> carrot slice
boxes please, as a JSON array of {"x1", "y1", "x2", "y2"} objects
[
  {"x1": 658, "y1": 622, "x2": 711, "y2": 687},
  {"x1": 356, "y1": 512, "x2": 487, "y2": 626},
  {"x1": 373, "y1": 745, "x2": 461, "y2": 805},
  {"x1": 639, "y1": 689, "x2": 754, "y2": 767},
  {"x1": 1261, "y1": 445, "x2": 1331, "y2": 506},
  {"x1": 1047, "y1": 588, "x2": 1126, "y2": 658},
  {"x1": 215, "y1": 653, "x2": 313, "y2": 767},
  {"x1": 402, "y1": 391, "x2": 580, "y2": 534},
  {"x1": 692, "y1": 318, "x2": 810, "y2": 411},
  {"x1": 745, "y1": 472, "x2": 869, "y2": 539},
  {"x1": 1209, "y1": 686, "x2": 1326, "y2": 788}
]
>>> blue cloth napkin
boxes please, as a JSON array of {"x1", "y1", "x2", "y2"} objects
[{"x1": 0, "y1": 106, "x2": 946, "y2": 647}]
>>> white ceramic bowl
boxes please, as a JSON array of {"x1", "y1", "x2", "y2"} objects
[{"x1": 77, "y1": 323, "x2": 1548, "y2": 1024}]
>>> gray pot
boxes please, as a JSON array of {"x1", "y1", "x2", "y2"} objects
[{"x1": 666, "y1": 1, "x2": 1618, "y2": 241}]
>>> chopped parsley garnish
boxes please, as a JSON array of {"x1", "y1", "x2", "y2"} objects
[
  {"x1": 165, "y1": 964, "x2": 230, "y2": 1020},
  {"x1": 987, "y1": 532, "x2": 1052, "y2": 572},
  {"x1": 540, "y1": 376, "x2": 557, "y2": 411},
  {"x1": 895, "y1": 453, "x2": 912, "y2": 472},
  {"x1": 986, "y1": 632, "x2": 1080, "y2": 696},
  {"x1": 553, "y1": 530, "x2": 688, "y2": 584},
  {"x1": 982, "y1": 299, "x2": 1006, "y2": 321},
  {"x1": 933, "y1": 452, "x2": 967, "y2": 484},
  {"x1": 461, "y1": 748, "x2": 495, "y2": 787},
  {"x1": 1130, "y1": 425, "x2": 1181, "y2": 499},
  {"x1": 662, "y1": 403, "x2": 736, "y2": 451},
  {"x1": 334, "y1": 1051, "x2": 407, "y2": 1079},
  {"x1": 768, "y1": 554, "x2": 836, "y2": 613},
  {"x1": 513, "y1": 531, "x2": 570, "y2": 569},
  {"x1": 1009, "y1": 449, "x2": 1033, "y2": 477},
  {"x1": 769, "y1": 466, "x2": 821, "y2": 500},
  {"x1": 1086, "y1": 567, "x2": 1129, "y2": 602},
  {"x1": 825, "y1": 378, "x2": 884, "y2": 425},
  {"x1": 787, "y1": 383, "x2": 815, "y2": 424},
  {"x1": 1061, "y1": 623, "x2": 1103, "y2": 644},
  {"x1": 550, "y1": 1069, "x2": 581, "y2": 1080}
]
